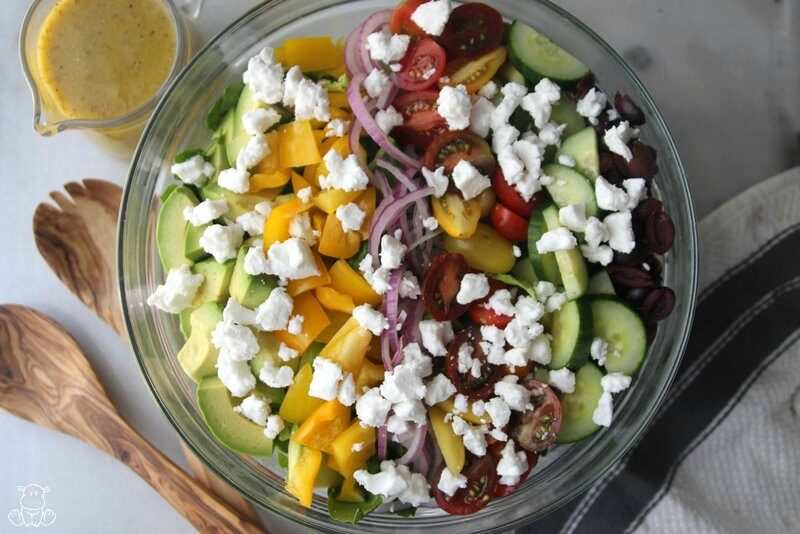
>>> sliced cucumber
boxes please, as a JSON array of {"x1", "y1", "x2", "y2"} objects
[
  {"x1": 542, "y1": 164, "x2": 599, "y2": 217},
  {"x1": 589, "y1": 296, "x2": 648, "y2": 375},
  {"x1": 556, "y1": 127, "x2": 600, "y2": 181},
  {"x1": 549, "y1": 298, "x2": 593, "y2": 369},
  {"x1": 527, "y1": 204, "x2": 562, "y2": 285},
  {"x1": 498, "y1": 61, "x2": 528, "y2": 86},
  {"x1": 507, "y1": 20, "x2": 590, "y2": 84},
  {"x1": 556, "y1": 363, "x2": 604, "y2": 443},
  {"x1": 541, "y1": 204, "x2": 589, "y2": 300},
  {"x1": 512, "y1": 257, "x2": 540, "y2": 287},
  {"x1": 550, "y1": 99, "x2": 587, "y2": 138},
  {"x1": 587, "y1": 271, "x2": 615, "y2": 295}
]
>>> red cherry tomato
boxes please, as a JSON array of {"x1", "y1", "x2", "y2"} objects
[
  {"x1": 489, "y1": 443, "x2": 539, "y2": 498},
  {"x1": 444, "y1": 326, "x2": 503, "y2": 401},
  {"x1": 389, "y1": 0, "x2": 428, "y2": 38},
  {"x1": 509, "y1": 379, "x2": 563, "y2": 452},
  {"x1": 468, "y1": 279, "x2": 513, "y2": 328},
  {"x1": 433, "y1": 456, "x2": 498, "y2": 515},
  {"x1": 422, "y1": 253, "x2": 470, "y2": 320},
  {"x1": 491, "y1": 167, "x2": 547, "y2": 218},
  {"x1": 395, "y1": 38, "x2": 446, "y2": 91},
  {"x1": 441, "y1": 3, "x2": 505, "y2": 59},
  {"x1": 391, "y1": 90, "x2": 447, "y2": 150},
  {"x1": 424, "y1": 130, "x2": 496, "y2": 176},
  {"x1": 490, "y1": 203, "x2": 529, "y2": 241}
]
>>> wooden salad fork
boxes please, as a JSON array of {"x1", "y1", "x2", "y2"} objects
[
  {"x1": 32, "y1": 179, "x2": 264, "y2": 528},
  {"x1": 0, "y1": 304, "x2": 261, "y2": 534}
]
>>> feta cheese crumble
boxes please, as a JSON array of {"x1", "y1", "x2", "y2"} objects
[
  {"x1": 242, "y1": 107, "x2": 282, "y2": 135},
  {"x1": 236, "y1": 134, "x2": 270, "y2": 171},
  {"x1": 363, "y1": 68, "x2": 390, "y2": 99},
  {"x1": 264, "y1": 238, "x2": 321, "y2": 280},
  {"x1": 536, "y1": 227, "x2": 577, "y2": 253},
  {"x1": 421, "y1": 166, "x2": 448, "y2": 198},
  {"x1": 335, "y1": 202, "x2": 367, "y2": 232},
  {"x1": 590, "y1": 338, "x2": 608, "y2": 366},
  {"x1": 380, "y1": 231, "x2": 407, "y2": 270},
  {"x1": 147, "y1": 264, "x2": 204, "y2": 314},
  {"x1": 171, "y1": 155, "x2": 215, "y2": 186},
  {"x1": 353, "y1": 304, "x2": 389, "y2": 335},
  {"x1": 558, "y1": 203, "x2": 587, "y2": 233},
  {"x1": 356, "y1": 387, "x2": 392, "y2": 427},
  {"x1": 216, "y1": 353, "x2": 256, "y2": 397},
  {"x1": 452, "y1": 160, "x2": 490, "y2": 200},
  {"x1": 437, "y1": 468, "x2": 467, "y2": 497},
  {"x1": 410, "y1": 0, "x2": 452, "y2": 36},
  {"x1": 437, "y1": 84, "x2": 472, "y2": 131},
  {"x1": 234, "y1": 394, "x2": 270, "y2": 426},
  {"x1": 259, "y1": 358, "x2": 295, "y2": 388},
  {"x1": 456, "y1": 273, "x2": 490, "y2": 305},
  {"x1": 366, "y1": 29, "x2": 411, "y2": 64},
  {"x1": 548, "y1": 368, "x2": 576, "y2": 394},
  {"x1": 325, "y1": 118, "x2": 350, "y2": 138},
  {"x1": 419, "y1": 319, "x2": 454, "y2": 357},
  {"x1": 375, "y1": 105, "x2": 404, "y2": 133},
  {"x1": 424, "y1": 374, "x2": 456, "y2": 405},
  {"x1": 184, "y1": 199, "x2": 228, "y2": 227},
  {"x1": 309, "y1": 357, "x2": 344, "y2": 401},
  {"x1": 604, "y1": 120, "x2": 637, "y2": 162},
  {"x1": 235, "y1": 201, "x2": 272, "y2": 236},
  {"x1": 218, "y1": 167, "x2": 251, "y2": 194},
  {"x1": 211, "y1": 320, "x2": 260, "y2": 362},
  {"x1": 263, "y1": 414, "x2": 285, "y2": 439},
  {"x1": 254, "y1": 287, "x2": 293, "y2": 331},
  {"x1": 497, "y1": 441, "x2": 529, "y2": 485},
  {"x1": 604, "y1": 211, "x2": 636, "y2": 253},
  {"x1": 318, "y1": 150, "x2": 369, "y2": 192},
  {"x1": 576, "y1": 87, "x2": 607, "y2": 125}
]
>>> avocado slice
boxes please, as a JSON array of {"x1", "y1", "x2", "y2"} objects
[
  {"x1": 225, "y1": 84, "x2": 292, "y2": 167},
  {"x1": 197, "y1": 376, "x2": 274, "y2": 457},
  {"x1": 192, "y1": 258, "x2": 235, "y2": 306},
  {"x1": 156, "y1": 186, "x2": 199, "y2": 271},
  {"x1": 202, "y1": 182, "x2": 277, "y2": 219},
  {"x1": 229, "y1": 244, "x2": 277, "y2": 308},
  {"x1": 247, "y1": 331, "x2": 298, "y2": 405},
  {"x1": 184, "y1": 223, "x2": 209, "y2": 263},
  {"x1": 178, "y1": 302, "x2": 223, "y2": 382},
  {"x1": 179, "y1": 308, "x2": 193, "y2": 341}
]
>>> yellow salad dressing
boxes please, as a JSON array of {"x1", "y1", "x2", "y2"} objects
[{"x1": 37, "y1": 0, "x2": 177, "y2": 120}]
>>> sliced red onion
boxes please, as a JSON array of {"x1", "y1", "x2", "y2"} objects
[
  {"x1": 380, "y1": 326, "x2": 393, "y2": 371},
  {"x1": 407, "y1": 228, "x2": 443, "y2": 252},
  {"x1": 368, "y1": 187, "x2": 435, "y2": 263},
  {"x1": 396, "y1": 423, "x2": 428, "y2": 465},
  {"x1": 344, "y1": 24, "x2": 364, "y2": 77},
  {"x1": 376, "y1": 81, "x2": 399, "y2": 110},
  {"x1": 357, "y1": 11, "x2": 393, "y2": 73},
  {"x1": 376, "y1": 158, "x2": 420, "y2": 192},
  {"x1": 371, "y1": 168, "x2": 393, "y2": 200},
  {"x1": 413, "y1": 436, "x2": 433, "y2": 476},
  {"x1": 378, "y1": 426, "x2": 388, "y2": 460},
  {"x1": 390, "y1": 336, "x2": 406, "y2": 366},
  {"x1": 404, "y1": 299, "x2": 425, "y2": 344},
  {"x1": 382, "y1": 268, "x2": 403, "y2": 357},
  {"x1": 347, "y1": 73, "x2": 421, "y2": 170}
]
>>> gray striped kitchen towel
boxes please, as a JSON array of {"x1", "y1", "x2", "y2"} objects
[{"x1": 521, "y1": 166, "x2": 800, "y2": 534}]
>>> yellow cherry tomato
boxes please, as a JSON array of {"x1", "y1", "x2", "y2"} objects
[
  {"x1": 432, "y1": 192, "x2": 481, "y2": 239},
  {"x1": 476, "y1": 188, "x2": 496, "y2": 218},
  {"x1": 443, "y1": 222, "x2": 516, "y2": 273},
  {"x1": 438, "y1": 46, "x2": 507, "y2": 93}
]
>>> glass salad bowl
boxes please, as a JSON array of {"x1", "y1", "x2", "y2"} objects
[{"x1": 118, "y1": 0, "x2": 698, "y2": 531}]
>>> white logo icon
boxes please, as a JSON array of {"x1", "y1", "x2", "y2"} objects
[{"x1": 8, "y1": 484, "x2": 56, "y2": 528}]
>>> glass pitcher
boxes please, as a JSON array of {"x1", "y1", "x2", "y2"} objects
[{"x1": 19, "y1": 0, "x2": 204, "y2": 157}]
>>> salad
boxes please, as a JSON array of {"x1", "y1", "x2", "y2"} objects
[{"x1": 148, "y1": 0, "x2": 676, "y2": 522}]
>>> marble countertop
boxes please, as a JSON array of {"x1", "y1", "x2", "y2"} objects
[{"x1": 0, "y1": 0, "x2": 797, "y2": 532}]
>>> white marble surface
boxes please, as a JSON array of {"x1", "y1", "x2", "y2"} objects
[{"x1": 0, "y1": 0, "x2": 797, "y2": 532}]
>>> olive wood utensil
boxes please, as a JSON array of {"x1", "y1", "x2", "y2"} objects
[
  {"x1": 0, "y1": 304, "x2": 261, "y2": 534},
  {"x1": 32, "y1": 179, "x2": 263, "y2": 527}
]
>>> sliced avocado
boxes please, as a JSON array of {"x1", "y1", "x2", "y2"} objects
[
  {"x1": 226, "y1": 84, "x2": 292, "y2": 167},
  {"x1": 229, "y1": 244, "x2": 277, "y2": 308},
  {"x1": 192, "y1": 258, "x2": 235, "y2": 306},
  {"x1": 197, "y1": 376, "x2": 274, "y2": 457},
  {"x1": 248, "y1": 331, "x2": 298, "y2": 405},
  {"x1": 299, "y1": 342, "x2": 325, "y2": 369},
  {"x1": 253, "y1": 381, "x2": 287, "y2": 408},
  {"x1": 184, "y1": 223, "x2": 209, "y2": 262},
  {"x1": 215, "y1": 107, "x2": 236, "y2": 145},
  {"x1": 202, "y1": 181, "x2": 276, "y2": 219},
  {"x1": 178, "y1": 302, "x2": 223, "y2": 382},
  {"x1": 179, "y1": 307, "x2": 193, "y2": 341},
  {"x1": 156, "y1": 186, "x2": 199, "y2": 271}
]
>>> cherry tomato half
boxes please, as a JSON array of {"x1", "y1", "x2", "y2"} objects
[
  {"x1": 509, "y1": 379, "x2": 563, "y2": 452},
  {"x1": 395, "y1": 38, "x2": 446, "y2": 91},
  {"x1": 441, "y1": 3, "x2": 505, "y2": 59},
  {"x1": 489, "y1": 443, "x2": 539, "y2": 498},
  {"x1": 389, "y1": 0, "x2": 428, "y2": 38},
  {"x1": 422, "y1": 253, "x2": 470, "y2": 320},
  {"x1": 424, "y1": 130, "x2": 496, "y2": 176},
  {"x1": 439, "y1": 46, "x2": 507, "y2": 94},
  {"x1": 491, "y1": 167, "x2": 547, "y2": 218},
  {"x1": 434, "y1": 456, "x2": 498, "y2": 515},
  {"x1": 444, "y1": 326, "x2": 503, "y2": 401},
  {"x1": 432, "y1": 193, "x2": 481, "y2": 239},
  {"x1": 468, "y1": 279, "x2": 513, "y2": 328},
  {"x1": 391, "y1": 90, "x2": 447, "y2": 150},
  {"x1": 491, "y1": 203, "x2": 529, "y2": 241}
]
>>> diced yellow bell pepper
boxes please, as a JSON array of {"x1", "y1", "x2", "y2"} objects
[
  {"x1": 283, "y1": 36, "x2": 340, "y2": 73},
  {"x1": 293, "y1": 400, "x2": 351, "y2": 453},
  {"x1": 278, "y1": 121, "x2": 322, "y2": 168},
  {"x1": 318, "y1": 213, "x2": 362, "y2": 259},
  {"x1": 328, "y1": 92, "x2": 349, "y2": 110},
  {"x1": 354, "y1": 359, "x2": 385, "y2": 391},
  {"x1": 318, "y1": 39, "x2": 347, "y2": 78},
  {"x1": 262, "y1": 198, "x2": 310, "y2": 249},
  {"x1": 286, "y1": 444, "x2": 321, "y2": 508},
  {"x1": 291, "y1": 171, "x2": 315, "y2": 196},
  {"x1": 328, "y1": 420, "x2": 376, "y2": 477},
  {"x1": 315, "y1": 286, "x2": 355, "y2": 314},
  {"x1": 254, "y1": 131, "x2": 283, "y2": 174},
  {"x1": 312, "y1": 128, "x2": 326, "y2": 145},
  {"x1": 311, "y1": 210, "x2": 327, "y2": 235},
  {"x1": 316, "y1": 137, "x2": 351, "y2": 183},
  {"x1": 273, "y1": 46, "x2": 286, "y2": 65},
  {"x1": 366, "y1": 335, "x2": 383, "y2": 362},
  {"x1": 429, "y1": 405, "x2": 465, "y2": 474},
  {"x1": 328, "y1": 260, "x2": 381, "y2": 306},
  {"x1": 303, "y1": 162, "x2": 319, "y2": 187},
  {"x1": 318, "y1": 317, "x2": 372, "y2": 375},
  {"x1": 275, "y1": 292, "x2": 330, "y2": 353},
  {"x1": 279, "y1": 364, "x2": 325, "y2": 424},
  {"x1": 249, "y1": 170, "x2": 290, "y2": 192},
  {"x1": 337, "y1": 476, "x2": 365, "y2": 503},
  {"x1": 313, "y1": 189, "x2": 361, "y2": 214},
  {"x1": 437, "y1": 397, "x2": 491, "y2": 425},
  {"x1": 353, "y1": 188, "x2": 376, "y2": 239},
  {"x1": 286, "y1": 253, "x2": 331, "y2": 297},
  {"x1": 328, "y1": 107, "x2": 352, "y2": 121},
  {"x1": 315, "y1": 310, "x2": 350, "y2": 343}
]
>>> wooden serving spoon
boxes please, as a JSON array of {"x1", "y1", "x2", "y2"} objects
[
  {"x1": 32, "y1": 179, "x2": 263, "y2": 526},
  {"x1": 0, "y1": 304, "x2": 261, "y2": 534}
]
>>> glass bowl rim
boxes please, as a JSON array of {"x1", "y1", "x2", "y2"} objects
[{"x1": 118, "y1": 0, "x2": 699, "y2": 529}]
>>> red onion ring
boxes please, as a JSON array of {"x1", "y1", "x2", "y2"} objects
[
  {"x1": 378, "y1": 425, "x2": 388, "y2": 460},
  {"x1": 344, "y1": 24, "x2": 364, "y2": 77},
  {"x1": 357, "y1": 11, "x2": 393, "y2": 73},
  {"x1": 368, "y1": 187, "x2": 435, "y2": 264},
  {"x1": 396, "y1": 423, "x2": 428, "y2": 465}
]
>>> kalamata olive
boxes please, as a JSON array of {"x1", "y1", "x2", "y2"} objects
[
  {"x1": 642, "y1": 287, "x2": 675, "y2": 322},
  {"x1": 634, "y1": 198, "x2": 663, "y2": 223},
  {"x1": 646, "y1": 321, "x2": 658, "y2": 345},
  {"x1": 607, "y1": 265, "x2": 655, "y2": 288},
  {"x1": 643, "y1": 254, "x2": 663, "y2": 279},
  {"x1": 593, "y1": 113, "x2": 611, "y2": 135},
  {"x1": 614, "y1": 141, "x2": 658, "y2": 180},
  {"x1": 613, "y1": 244, "x2": 648, "y2": 266},
  {"x1": 614, "y1": 92, "x2": 646, "y2": 125},
  {"x1": 599, "y1": 152, "x2": 616, "y2": 173},
  {"x1": 625, "y1": 286, "x2": 652, "y2": 307},
  {"x1": 567, "y1": 74, "x2": 596, "y2": 101},
  {"x1": 646, "y1": 210, "x2": 675, "y2": 254}
]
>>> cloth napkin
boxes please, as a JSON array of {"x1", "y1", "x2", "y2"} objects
[{"x1": 521, "y1": 167, "x2": 800, "y2": 534}]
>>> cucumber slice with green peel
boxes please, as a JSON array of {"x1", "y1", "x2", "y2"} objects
[
  {"x1": 507, "y1": 21, "x2": 590, "y2": 84},
  {"x1": 556, "y1": 127, "x2": 600, "y2": 181},
  {"x1": 589, "y1": 296, "x2": 648, "y2": 374},
  {"x1": 556, "y1": 363, "x2": 605, "y2": 443},
  {"x1": 542, "y1": 164, "x2": 599, "y2": 217},
  {"x1": 587, "y1": 271, "x2": 616, "y2": 295},
  {"x1": 541, "y1": 205, "x2": 589, "y2": 300},
  {"x1": 498, "y1": 61, "x2": 528, "y2": 86},
  {"x1": 528, "y1": 204, "x2": 562, "y2": 284},
  {"x1": 512, "y1": 257, "x2": 540, "y2": 287},
  {"x1": 550, "y1": 99, "x2": 587, "y2": 138},
  {"x1": 549, "y1": 298, "x2": 593, "y2": 370}
]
